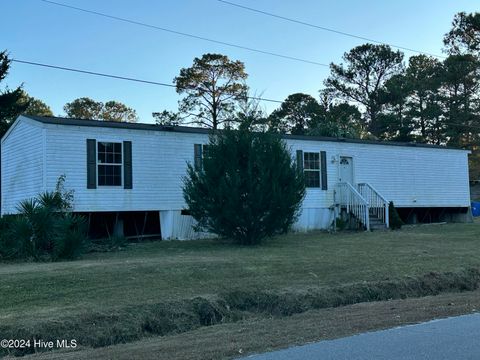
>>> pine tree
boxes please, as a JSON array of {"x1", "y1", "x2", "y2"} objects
[{"x1": 183, "y1": 130, "x2": 305, "y2": 245}]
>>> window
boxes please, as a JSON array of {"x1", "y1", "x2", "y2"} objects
[
  {"x1": 194, "y1": 144, "x2": 212, "y2": 170},
  {"x1": 202, "y1": 144, "x2": 211, "y2": 160},
  {"x1": 304, "y1": 152, "x2": 320, "y2": 188},
  {"x1": 97, "y1": 142, "x2": 122, "y2": 186}
]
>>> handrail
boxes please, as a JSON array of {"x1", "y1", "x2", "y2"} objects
[
  {"x1": 336, "y1": 182, "x2": 370, "y2": 231},
  {"x1": 357, "y1": 183, "x2": 389, "y2": 228},
  {"x1": 357, "y1": 183, "x2": 388, "y2": 203}
]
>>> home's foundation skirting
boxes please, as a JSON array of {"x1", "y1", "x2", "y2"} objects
[
  {"x1": 159, "y1": 210, "x2": 210, "y2": 240},
  {"x1": 159, "y1": 208, "x2": 335, "y2": 240},
  {"x1": 79, "y1": 206, "x2": 472, "y2": 241},
  {"x1": 292, "y1": 208, "x2": 334, "y2": 232}
]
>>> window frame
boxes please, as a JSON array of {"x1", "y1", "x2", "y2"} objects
[
  {"x1": 202, "y1": 144, "x2": 211, "y2": 160},
  {"x1": 303, "y1": 152, "x2": 321, "y2": 188},
  {"x1": 96, "y1": 141, "x2": 123, "y2": 187}
]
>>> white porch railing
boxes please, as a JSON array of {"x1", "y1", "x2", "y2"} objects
[
  {"x1": 357, "y1": 183, "x2": 390, "y2": 228},
  {"x1": 336, "y1": 182, "x2": 370, "y2": 231}
]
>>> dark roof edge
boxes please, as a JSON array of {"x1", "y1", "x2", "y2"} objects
[{"x1": 23, "y1": 115, "x2": 469, "y2": 151}]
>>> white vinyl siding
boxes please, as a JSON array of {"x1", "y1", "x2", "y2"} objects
[
  {"x1": 42, "y1": 124, "x2": 208, "y2": 212},
  {"x1": 1, "y1": 117, "x2": 471, "y2": 216},
  {"x1": 290, "y1": 139, "x2": 470, "y2": 209},
  {"x1": 1, "y1": 117, "x2": 45, "y2": 214}
]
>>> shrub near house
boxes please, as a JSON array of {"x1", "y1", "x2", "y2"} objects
[
  {"x1": 0, "y1": 177, "x2": 88, "y2": 261},
  {"x1": 183, "y1": 130, "x2": 306, "y2": 245}
]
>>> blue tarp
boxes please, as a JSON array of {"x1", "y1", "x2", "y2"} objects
[{"x1": 472, "y1": 202, "x2": 480, "y2": 217}]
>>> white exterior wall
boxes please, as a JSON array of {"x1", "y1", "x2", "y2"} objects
[
  {"x1": 287, "y1": 139, "x2": 471, "y2": 209},
  {"x1": 42, "y1": 124, "x2": 208, "y2": 213},
  {"x1": 1, "y1": 117, "x2": 471, "y2": 238},
  {"x1": 1, "y1": 117, "x2": 45, "y2": 214}
]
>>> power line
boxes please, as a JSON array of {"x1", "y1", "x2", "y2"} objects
[
  {"x1": 11, "y1": 59, "x2": 283, "y2": 103},
  {"x1": 12, "y1": 59, "x2": 176, "y2": 88},
  {"x1": 216, "y1": 0, "x2": 446, "y2": 59},
  {"x1": 37, "y1": 0, "x2": 329, "y2": 68},
  {"x1": 10, "y1": 62, "x2": 479, "y2": 132}
]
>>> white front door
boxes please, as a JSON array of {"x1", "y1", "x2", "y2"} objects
[{"x1": 339, "y1": 156, "x2": 354, "y2": 184}]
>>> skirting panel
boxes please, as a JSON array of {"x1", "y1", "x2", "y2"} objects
[
  {"x1": 159, "y1": 210, "x2": 210, "y2": 240},
  {"x1": 292, "y1": 208, "x2": 334, "y2": 232},
  {"x1": 160, "y1": 208, "x2": 334, "y2": 240}
]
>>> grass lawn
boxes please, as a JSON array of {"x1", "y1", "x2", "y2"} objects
[
  {"x1": 18, "y1": 290, "x2": 480, "y2": 360},
  {"x1": 1, "y1": 222, "x2": 480, "y2": 357},
  {"x1": 2, "y1": 222, "x2": 480, "y2": 323}
]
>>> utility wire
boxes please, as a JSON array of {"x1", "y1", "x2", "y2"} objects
[
  {"x1": 12, "y1": 59, "x2": 176, "y2": 88},
  {"x1": 11, "y1": 62, "x2": 479, "y2": 131},
  {"x1": 37, "y1": 0, "x2": 329, "y2": 67},
  {"x1": 11, "y1": 59, "x2": 283, "y2": 103},
  {"x1": 216, "y1": 0, "x2": 446, "y2": 59}
]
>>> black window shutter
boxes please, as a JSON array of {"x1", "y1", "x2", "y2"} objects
[
  {"x1": 86, "y1": 139, "x2": 97, "y2": 189},
  {"x1": 296, "y1": 150, "x2": 303, "y2": 173},
  {"x1": 194, "y1": 144, "x2": 203, "y2": 171},
  {"x1": 320, "y1": 151, "x2": 328, "y2": 190},
  {"x1": 123, "y1": 141, "x2": 133, "y2": 189}
]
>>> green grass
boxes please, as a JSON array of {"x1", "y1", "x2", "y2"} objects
[
  {"x1": 1, "y1": 222, "x2": 480, "y2": 326},
  {"x1": 2, "y1": 222, "x2": 480, "y2": 356},
  {"x1": 17, "y1": 290, "x2": 480, "y2": 360}
]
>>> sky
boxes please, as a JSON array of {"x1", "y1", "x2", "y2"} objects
[{"x1": 1, "y1": 0, "x2": 479, "y2": 124}]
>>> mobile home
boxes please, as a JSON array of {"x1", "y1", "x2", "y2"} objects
[{"x1": 1, "y1": 115, "x2": 472, "y2": 239}]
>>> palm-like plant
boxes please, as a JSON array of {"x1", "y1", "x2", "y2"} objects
[
  {"x1": 15, "y1": 197, "x2": 57, "y2": 258},
  {"x1": 53, "y1": 213, "x2": 88, "y2": 260},
  {"x1": 16, "y1": 198, "x2": 38, "y2": 217},
  {"x1": 3, "y1": 176, "x2": 87, "y2": 261},
  {"x1": 38, "y1": 191, "x2": 64, "y2": 212},
  {"x1": 0, "y1": 216, "x2": 32, "y2": 259}
]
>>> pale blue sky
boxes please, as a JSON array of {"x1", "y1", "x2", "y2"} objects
[{"x1": 1, "y1": 0, "x2": 478, "y2": 123}]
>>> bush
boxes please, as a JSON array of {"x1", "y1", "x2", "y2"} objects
[
  {"x1": 53, "y1": 213, "x2": 89, "y2": 260},
  {"x1": 16, "y1": 198, "x2": 57, "y2": 258},
  {"x1": 0, "y1": 176, "x2": 88, "y2": 261},
  {"x1": 389, "y1": 201, "x2": 404, "y2": 230},
  {"x1": 0, "y1": 215, "x2": 32, "y2": 259},
  {"x1": 183, "y1": 129, "x2": 305, "y2": 245},
  {"x1": 335, "y1": 217, "x2": 348, "y2": 231}
]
